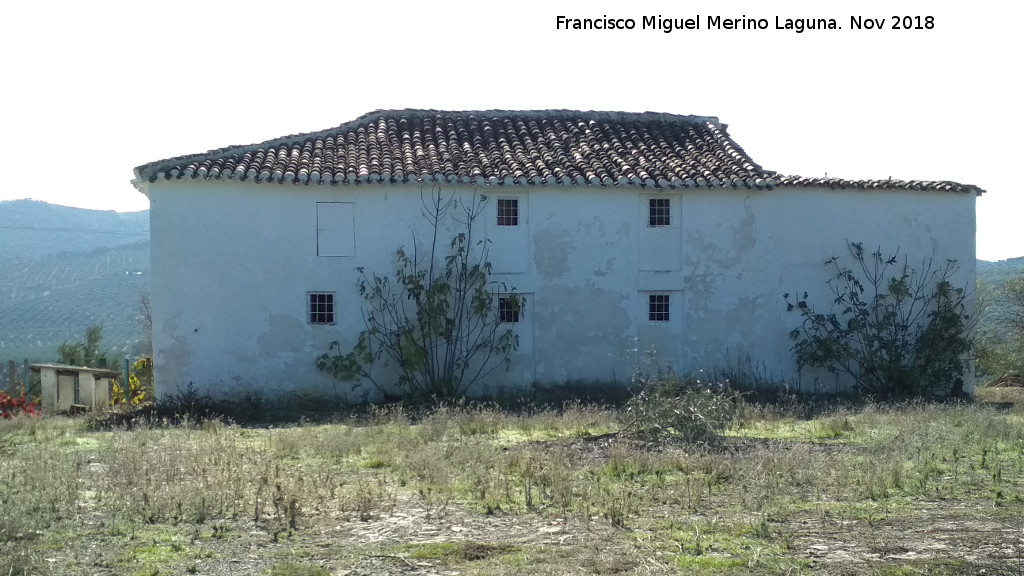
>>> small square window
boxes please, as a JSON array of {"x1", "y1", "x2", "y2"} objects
[
  {"x1": 648, "y1": 294, "x2": 670, "y2": 322},
  {"x1": 649, "y1": 198, "x2": 670, "y2": 227},
  {"x1": 497, "y1": 198, "x2": 519, "y2": 226},
  {"x1": 308, "y1": 292, "x2": 335, "y2": 325},
  {"x1": 499, "y1": 296, "x2": 521, "y2": 323}
]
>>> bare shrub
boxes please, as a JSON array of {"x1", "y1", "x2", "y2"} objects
[{"x1": 622, "y1": 372, "x2": 738, "y2": 445}]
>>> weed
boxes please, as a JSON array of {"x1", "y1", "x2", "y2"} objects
[
  {"x1": 264, "y1": 562, "x2": 330, "y2": 576},
  {"x1": 0, "y1": 544, "x2": 48, "y2": 576},
  {"x1": 397, "y1": 540, "x2": 519, "y2": 562},
  {"x1": 341, "y1": 474, "x2": 396, "y2": 521},
  {"x1": 812, "y1": 413, "x2": 856, "y2": 439},
  {"x1": 2, "y1": 394, "x2": 1023, "y2": 575}
]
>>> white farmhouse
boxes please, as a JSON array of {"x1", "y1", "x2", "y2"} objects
[{"x1": 132, "y1": 109, "x2": 981, "y2": 400}]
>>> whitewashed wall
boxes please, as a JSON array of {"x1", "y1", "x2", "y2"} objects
[{"x1": 142, "y1": 180, "x2": 976, "y2": 400}]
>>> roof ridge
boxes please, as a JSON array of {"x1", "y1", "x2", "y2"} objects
[
  {"x1": 356, "y1": 108, "x2": 721, "y2": 123},
  {"x1": 134, "y1": 109, "x2": 726, "y2": 180},
  {"x1": 776, "y1": 174, "x2": 984, "y2": 195},
  {"x1": 132, "y1": 109, "x2": 980, "y2": 195}
]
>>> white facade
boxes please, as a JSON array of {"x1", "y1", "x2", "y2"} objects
[{"x1": 142, "y1": 179, "x2": 976, "y2": 400}]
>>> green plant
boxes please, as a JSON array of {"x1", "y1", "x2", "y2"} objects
[
  {"x1": 112, "y1": 357, "x2": 152, "y2": 406},
  {"x1": 397, "y1": 541, "x2": 518, "y2": 562},
  {"x1": 786, "y1": 241, "x2": 975, "y2": 398},
  {"x1": 316, "y1": 187, "x2": 523, "y2": 399},
  {"x1": 1002, "y1": 273, "x2": 1024, "y2": 336},
  {"x1": 57, "y1": 324, "x2": 113, "y2": 367},
  {"x1": 976, "y1": 272, "x2": 1024, "y2": 379},
  {"x1": 976, "y1": 334, "x2": 1024, "y2": 380}
]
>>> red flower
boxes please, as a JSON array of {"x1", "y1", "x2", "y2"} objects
[{"x1": 0, "y1": 392, "x2": 40, "y2": 418}]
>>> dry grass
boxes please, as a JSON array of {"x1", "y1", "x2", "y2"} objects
[
  {"x1": 977, "y1": 383, "x2": 1024, "y2": 406},
  {"x1": 2, "y1": 397, "x2": 1023, "y2": 575}
]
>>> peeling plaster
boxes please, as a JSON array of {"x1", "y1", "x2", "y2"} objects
[
  {"x1": 533, "y1": 227, "x2": 574, "y2": 280},
  {"x1": 157, "y1": 315, "x2": 191, "y2": 394},
  {"x1": 594, "y1": 257, "x2": 617, "y2": 277},
  {"x1": 685, "y1": 203, "x2": 757, "y2": 271},
  {"x1": 684, "y1": 271, "x2": 716, "y2": 311},
  {"x1": 581, "y1": 216, "x2": 606, "y2": 237},
  {"x1": 534, "y1": 285, "x2": 632, "y2": 379},
  {"x1": 733, "y1": 201, "x2": 757, "y2": 257},
  {"x1": 258, "y1": 315, "x2": 308, "y2": 358},
  {"x1": 616, "y1": 221, "x2": 631, "y2": 240},
  {"x1": 685, "y1": 230, "x2": 727, "y2": 267}
]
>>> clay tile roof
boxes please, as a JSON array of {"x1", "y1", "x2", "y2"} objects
[
  {"x1": 774, "y1": 175, "x2": 982, "y2": 195},
  {"x1": 133, "y1": 109, "x2": 983, "y2": 195}
]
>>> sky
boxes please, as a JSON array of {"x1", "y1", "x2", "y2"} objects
[{"x1": 1, "y1": 0, "x2": 1020, "y2": 261}]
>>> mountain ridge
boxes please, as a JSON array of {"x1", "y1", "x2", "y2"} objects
[{"x1": 0, "y1": 199, "x2": 148, "y2": 263}]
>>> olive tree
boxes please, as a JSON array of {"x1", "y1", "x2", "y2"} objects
[{"x1": 976, "y1": 272, "x2": 1024, "y2": 378}]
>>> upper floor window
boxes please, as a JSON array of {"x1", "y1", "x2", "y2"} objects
[
  {"x1": 649, "y1": 198, "x2": 670, "y2": 227},
  {"x1": 497, "y1": 198, "x2": 519, "y2": 226}
]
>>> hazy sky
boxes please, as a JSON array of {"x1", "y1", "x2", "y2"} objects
[{"x1": 2, "y1": 0, "x2": 1019, "y2": 260}]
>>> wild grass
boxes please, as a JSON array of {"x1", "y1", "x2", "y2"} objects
[
  {"x1": 976, "y1": 383, "x2": 1024, "y2": 406},
  {"x1": 1, "y1": 396, "x2": 1023, "y2": 575}
]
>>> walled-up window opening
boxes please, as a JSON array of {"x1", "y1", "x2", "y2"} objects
[{"x1": 316, "y1": 202, "x2": 355, "y2": 256}]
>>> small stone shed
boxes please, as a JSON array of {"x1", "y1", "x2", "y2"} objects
[{"x1": 30, "y1": 363, "x2": 120, "y2": 414}]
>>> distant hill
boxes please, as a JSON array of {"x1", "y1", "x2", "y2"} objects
[
  {"x1": 0, "y1": 200, "x2": 150, "y2": 364},
  {"x1": 977, "y1": 257, "x2": 1024, "y2": 286},
  {"x1": 977, "y1": 257, "x2": 1024, "y2": 339},
  {"x1": 0, "y1": 199, "x2": 148, "y2": 262}
]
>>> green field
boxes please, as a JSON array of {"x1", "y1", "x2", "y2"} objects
[{"x1": 2, "y1": 392, "x2": 1023, "y2": 576}]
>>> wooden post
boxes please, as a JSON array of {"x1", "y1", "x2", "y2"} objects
[
  {"x1": 23, "y1": 360, "x2": 29, "y2": 405},
  {"x1": 123, "y1": 357, "x2": 130, "y2": 405}
]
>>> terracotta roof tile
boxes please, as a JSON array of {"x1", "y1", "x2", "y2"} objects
[
  {"x1": 133, "y1": 109, "x2": 983, "y2": 195},
  {"x1": 775, "y1": 175, "x2": 981, "y2": 194}
]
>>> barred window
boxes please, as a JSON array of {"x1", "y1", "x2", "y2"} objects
[
  {"x1": 649, "y1": 198, "x2": 670, "y2": 227},
  {"x1": 648, "y1": 294, "x2": 670, "y2": 322},
  {"x1": 497, "y1": 198, "x2": 519, "y2": 226},
  {"x1": 308, "y1": 292, "x2": 335, "y2": 325},
  {"x1": 499, "y1": 297, "x2": 521, "y2": 323}
]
